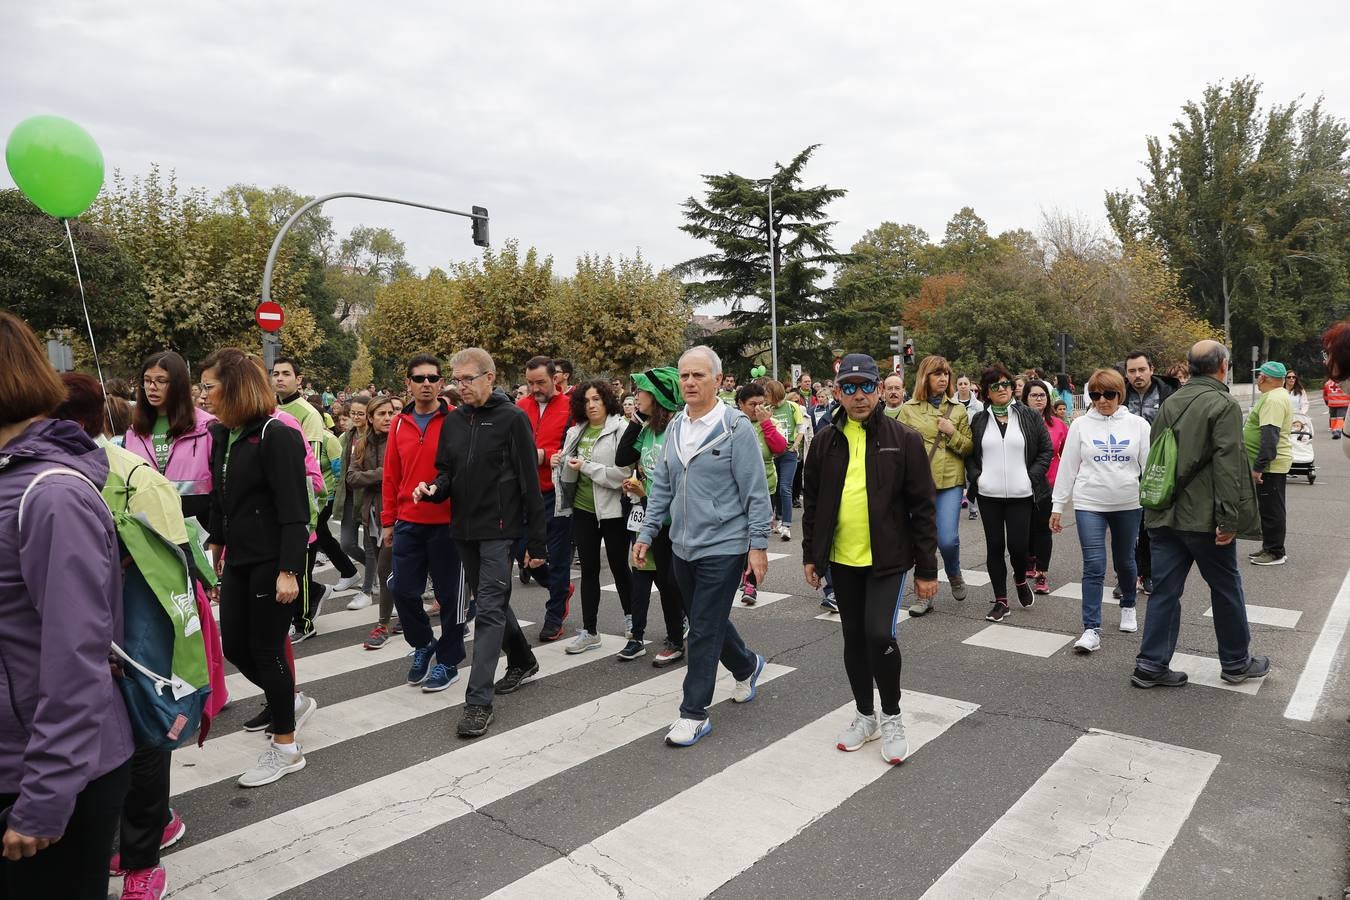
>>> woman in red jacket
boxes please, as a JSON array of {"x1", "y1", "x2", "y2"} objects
[{"x1": 1323, "y1": 375, "x2": 1348, "y2": 439}]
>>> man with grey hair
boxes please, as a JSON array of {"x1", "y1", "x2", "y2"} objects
[
  {"x1": 414, "y1": 347, "x2": 548, "y2": 738},
  {"x1": 1132, "y1": 340, "x2": 1269, "y2": 688},
  {"x1": 634, "y1": 345, "x2": 771, "y2": 747}
]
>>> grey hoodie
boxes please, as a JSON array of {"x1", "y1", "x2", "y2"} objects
[
  {"x1": 0, "y1": 419, "x2": 134, "y2": 837},
  {"x1": 638, "y1": 404, "x2": 772, "y2": 560}
]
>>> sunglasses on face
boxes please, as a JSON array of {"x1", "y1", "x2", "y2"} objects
[
  {"x1": 989, "y1": 381, "x2": 1014, "y2": 391},
  {"x1": 409, "y1": 374, "x2": 442, "y2": 384},
  {"x1": 839, "y1": 381, "x2": 877, "y2": 395},
  {"x1": 1089, "y1": 390, "x2": 1120, "y2": 401}
]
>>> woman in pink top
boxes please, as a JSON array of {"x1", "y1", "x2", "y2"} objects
[
  {"x1": 125, "y1": 351, "x2": 217, "y2": 525},
  {"x1": 1023, "y1": 380, "x2": 1068, "y2": 594}
]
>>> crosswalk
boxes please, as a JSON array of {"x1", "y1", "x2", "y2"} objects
[{"x1": 155, "y1": 584, "x2": 1254, "y2": 899}]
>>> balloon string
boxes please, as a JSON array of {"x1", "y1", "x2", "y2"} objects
[{"x1": 63, "y1": 218, "x2": 113, "y2": 434}]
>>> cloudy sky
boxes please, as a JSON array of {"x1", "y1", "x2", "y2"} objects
[{"x1": 4, "y1": 1, "x2": 1348, "y2": 283}]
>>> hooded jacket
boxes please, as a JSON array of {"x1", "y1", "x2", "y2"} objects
[
  {"x1": 801, "y1": 403, "x2": 939, "y2": 579},
  {"x1": 1050, "y1": 406, "x2": 1151, "y2": 513},
  {"x1": 1121, "y1": 372, "x2": 1180, "y2": 424},
  {"x1": 428, "y1": 389, "x2": 547, "y2": 556},
  {"x1": 0, "y1": 419, "x2": 135, "y2": 837},
  {"x1": 555, "y1": 414, "x2": 632, "y2": 520},
  {"x1": 124, "y1": 406, "x2": 216, "y2": 517}
]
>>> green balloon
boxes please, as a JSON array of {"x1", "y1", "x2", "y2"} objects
[{"x1": 5, "y1": 115, "x2": 105, "y2": 219}]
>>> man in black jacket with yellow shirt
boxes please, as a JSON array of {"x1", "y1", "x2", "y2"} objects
[{"x1": 801, "y1": 353, "x2": 938, "y2": 765}]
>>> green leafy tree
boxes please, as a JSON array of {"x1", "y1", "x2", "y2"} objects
[
  {"x1": 826, "y1": 222, "x2": 932, "y2": 359},
  {"x1": 676, "y1": 145, "x2": 851, "y2": 377},
  {"x1": 555, "y1": 253, "x2": 690, "y2": 377},
  {"x1": 450, "y1": 240, "x2": 560, "y2": 381}
]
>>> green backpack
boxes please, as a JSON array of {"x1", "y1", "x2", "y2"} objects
[{"x1": 1139, "y1": 393, "x2": 1204, "y2": 510}]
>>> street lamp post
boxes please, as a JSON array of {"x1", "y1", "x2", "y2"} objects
[{"x1": 765, "y1": 179, "x2": 778, "y2": 381}]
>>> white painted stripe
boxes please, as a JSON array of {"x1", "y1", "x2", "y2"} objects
[
  {"x1": 165, "y1": 663, "x2": 793, "y2": 898},
  {"x1": 489, "y1": 691, "x2": 978, "y2": 899},
  {"x1": 211, "y1": 599, "x2": 376, "y2": 631},
  {"x1": 734, "y1": 590, "x2": 791, "y2": 609},
  {"x1": 815, "y1": 610, "x2": 916, "y2": 629},
  {"x1": 173, "y1": 632, "x2": 607, "y2": 796},
  {"x1": 224, "y1": 620, "x2": 531, "y2": 702},
  {"x1": 1050, "y1": 581, "x2": 1120, "y2": 605},
  {"x1": 962, "y1": 624, "x2": 1074, "y2": 658},
  {"x1": 1170, "y1": 652, "x2": 1263, "y2": 695},
  {"x1": 764, "y1": 551, "x2": 790, "y2": 562},
  {"x1": 921, "y1": 729, "x2": 1219, "y2": 899},
  {"x1": 938, "y1": 569, "x2": 992, "y2": 586},
  {"x1": 1286, "y1": 567, "x2": 1350, "y2": 720},
  {"x1": 1205, "y1": 603, "x2": 1301, "y2": 628}
]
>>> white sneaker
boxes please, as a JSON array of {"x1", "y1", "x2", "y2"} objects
[
  {"x1": 879, "y1": 711, "x2": 908, "y2": 764},
  {"x1": 779, "y1": 524, "x2": 792, "y2": 541},
  {"x1": 334, "y1": 573, "x2": 361, "y2": 592},
  {"x1": 836, "y1": 711, "x2": 880, "y2": 751},
  {"x1": 1119, "y1": 607, "x2": 1138, "y2": 633},
  {"x1": 733, "y1": 654, "x2": 765, "y2": 703},
  {"x1": 564, "y1": 629, "x2": 602, "y2": 655},
  {"x1": 1073, "y1": 629, "x2": 1102, "y2": 653},
  {"x1": 293, "y1": 694, "x2": 318, "y2": 732},
  {"x1": 237, "y1": 743, "x2": 306, "y2": 787},
  {"x1": 664, "y1": 717, "x2": 711, "y2": 747},
  {"x1": 345, "y1": 592, "x2": 373, "y2": 611}
]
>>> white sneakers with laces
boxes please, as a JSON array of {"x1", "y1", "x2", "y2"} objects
[
  {"x1": 1073, "y1": 629, "x2": 1102, "y2": 653},
  {"x1": 1119, "y1": 607, "x2": 1138, "y2": 632}
]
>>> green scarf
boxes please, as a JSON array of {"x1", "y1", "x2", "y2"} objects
[{"x1": 990, "y1": 402, "x2": 1011, "y2": 416}]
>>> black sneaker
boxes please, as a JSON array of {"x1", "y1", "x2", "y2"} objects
[
  {"x1": 1015, "y1": 581, "x2": 1034, "y2": 608},
  {"x1": 518, "y1": 563, "x2": 532, "y2": 585},
  {"x1": 457, "y1": 703, "x2": 494, "y2": 738},
  {"x1": 617, "y1": 639, "x2": 646, "y2": 660},
  {"x1": 1112, "y1": 584, "x2": 1123, "y2": 600},
  {"x1": 1221, "y1": 655, "x2": 1271, "y2": 684},
  {"x1": 1139, "y1": 576, "x2": 1154, "y2": 594},
  {"x1": 537, "y1": 623, "x2": 566, "y2": 643},
  {"x1": 494, "y1": 659, "x2": 540, "y2": 694},
  {"x1": 985, "y1": 601, "x2": 1010, "y2": 622},
  {"x1": 1130, "y1": 667, "x2": 1188, "y2": 688},
  {"x1": 242, "y1": 705, "x2": 271, "y2": 733}
]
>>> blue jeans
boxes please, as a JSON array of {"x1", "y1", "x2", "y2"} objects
[
  {"x1": 1075, "y1": 508, "x2": 1141, "y2": 630},
  {"x1": 1136, "y1": 528, "x2": 1253, "y2": 675},
  {"x1": 515, "y1": 489, "x2": 575, "y2": 628},
  {"x1": 672, "y1": 552, "x2": 759, "y2": 721},
  {"x1": 389, "y1": 521, "x2": 466, "y2": 667},
  {"x1": 934, "y1": 486, "x2": 963, "y2": 578},
  {"x1": 774, "y1": 451, "x2": 799, "y2": 526}
]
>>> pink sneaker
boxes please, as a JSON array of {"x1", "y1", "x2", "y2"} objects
[
  {"x1": 1034, "y1": 573, "x2": 1050, "y2": 595},
  {"x1": 109, "y1": 809, "x2": 184, "y2": 875},
  {"x1": 120, "y1": 865, "x2": 168, "y2": 899}
]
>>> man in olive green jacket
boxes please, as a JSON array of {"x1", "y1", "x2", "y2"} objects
[{"x1": 1133, "y1": 341, "x2": 1269, "y2": 688}]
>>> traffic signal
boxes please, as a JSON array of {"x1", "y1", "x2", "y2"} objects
[
  {"x1": 1058, "y1": 332, "x2": 1075, "y2": 358},
  {"x1": 889, "y1": 325, "x2": 904, "y2": 354},
  {"x1": 471, "y1": 206, "x2": 490, "y2": 247},
  {"x1": 903, "y1": 339, "x2": 915, "y2": 366}
]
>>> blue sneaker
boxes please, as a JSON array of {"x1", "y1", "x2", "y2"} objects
[
  {"x1": 422, "y1": 663, "x2": 459, "y2": 693},
  {"x1": 406, "y1": 645, "x2": 435, "y2": 685},
  {"x1": 734, "y1": 653, "x2": 766, "y2": 703}
]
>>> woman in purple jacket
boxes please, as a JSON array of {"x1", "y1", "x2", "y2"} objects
[
  {"x1": 124, "y1": 351, "x2": 216, "y2": 524},
  {"x1": 0, "y1": 311, "x2": 135, "y2": 898}
]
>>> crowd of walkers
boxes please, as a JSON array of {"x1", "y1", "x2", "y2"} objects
[{"x1": 3, "y1": 300, "x2": 1350, "y2": 898}]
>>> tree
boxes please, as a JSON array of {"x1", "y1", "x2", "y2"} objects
[
  {"x1": 555, "y1": 253, "x2": 689, "y2": 377},
  {"x1": 365, "y1": 268, "x2": 462, "y2": 365},
  {"x1": 347, "y1": 338, "x2": 374, "y2": 391},
  {"x1": 676, "y1": 145, "x2": 851, "y2": 376},
  {"x1": 826, "y1": 222, "x2": 932, "y2": 358},
  {"x1": 920, "y1": 288, "x2": 1063, "y2": 379},
  {"x1": 451, "y1": 240, "x2": 561, "y2": 381},
  {"x1": 327, "y1": 226, "x2": 413, "y2": 325}
]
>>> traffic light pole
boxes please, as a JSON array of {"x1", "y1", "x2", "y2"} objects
[
  {"x1": 258, "y1": 192, "x2": 489, "y2": 309},
  {"x1": 767, "y1": 181, "x2": 778, "y2": 382}
]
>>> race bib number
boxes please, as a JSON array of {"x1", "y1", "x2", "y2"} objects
[{"x1": 626, "y1": 503, "x2": 646, "y2": 533}]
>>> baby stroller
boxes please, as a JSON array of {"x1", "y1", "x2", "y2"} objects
[{"x1": 1289, "y1": 414, "x2": 1317, "y2": 484}]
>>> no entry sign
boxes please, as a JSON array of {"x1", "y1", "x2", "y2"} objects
[{"x1": 255, "y1": 301, "x2": 284, "y2": 333}]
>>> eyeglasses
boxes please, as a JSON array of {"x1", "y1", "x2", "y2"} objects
[
  {"x1": 989, "y1": 380, "x2": 1014, "y2": 391},
  {"x1": 449, "y1": 372, "x2": 489, "y2": 387},
  {"x1": 409, "y1": 374, "x2": 443, "y2": 384},
  {"x1": 839, "y1": 381, "x2": 877, "y2": 396},
  {"x1": 142, "y1": 377, "x2": 170, "y2": 388},
  {"x1": 1089, "y1": 390, "x2": 1120, "y2": 401}
]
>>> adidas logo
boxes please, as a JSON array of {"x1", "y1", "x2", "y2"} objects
[{"x1": 1091, "y1": 434, "x2": 1133, "y2": 462}]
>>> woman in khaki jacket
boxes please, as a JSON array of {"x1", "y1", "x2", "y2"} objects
[{"x1": 898, "y1": 355, "x2": 974, "y2": 615}]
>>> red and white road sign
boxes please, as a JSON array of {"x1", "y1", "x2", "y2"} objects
[{"x1": 255, "y1": 301, "x2": 284, "y2": 333}]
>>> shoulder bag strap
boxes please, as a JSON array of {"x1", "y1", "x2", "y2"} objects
[{"x1": 928, "y1": 401, "x2": 953, "y2": 463}]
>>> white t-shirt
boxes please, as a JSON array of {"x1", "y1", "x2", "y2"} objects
[
  {"x1": 678, "y1": 403, "x2": 726, "y2": 465},
  {"x1": 1051, "y1": 407, "x2": 1151, "y2": 513}
]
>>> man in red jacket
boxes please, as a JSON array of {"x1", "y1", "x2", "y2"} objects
[
  {"x1": 380, "y1": 353, "x2": 467, "y2": 692},
  {"x1": 517, "y1": 356, "x2": 577, "y2": 641}
]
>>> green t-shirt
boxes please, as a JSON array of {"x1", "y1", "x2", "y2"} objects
[
  {"x1": 883, "y1": 405, "x2": 904, "y2": 420},
  {"x1": 831, "y1": 417, "x2": 872, "y2": 567},
  {"x1": 151, "y1": 415, "x2": 171, "y2": 472},
  {"x1": 572, "y1": 424, "x2": 603, "y2": 514},
  {"x1": 769, "y1": 401, "x2": 802, "y2": 452},
  {"x1": 1244, "y1": 387, "x2": 1293, "y2": 474}
]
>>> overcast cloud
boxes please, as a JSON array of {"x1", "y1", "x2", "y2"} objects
[{"x1": 3, "y1": 1, "x2": 1348, "y2": 287}]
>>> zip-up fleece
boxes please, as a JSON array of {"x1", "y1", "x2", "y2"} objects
[
  {"x1": 427, "y1": 389, "x2": 547, "y2": 557},
  {"x1": 637, "y1": 405, "x2": 772, "y2": 561},
  {"x1": 382, "y1": 399, "x2": 452, "y2": 527},
  {"x1": 124, "y1": 406, "x2": 216, "y2": 499},
  {"x1": 801, "y1": 404, "x2": 939, "y2": 579},
  {"x1": 0, "y1": 419, "x2": 135, "y2": 837},
  {"x1": 206, "y1": 416, "x2": 311, "y2": 574},
  {"x1": 518, "y1": 391, "x2": 571, "y2": 492}
]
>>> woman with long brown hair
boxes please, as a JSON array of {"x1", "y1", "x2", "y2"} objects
[
  {"x1": 125, "y1": 350, "x2": 216, "y2": 523},
  {"x1": 349, "y1": 394, "x2": 400, "y2": 647}
]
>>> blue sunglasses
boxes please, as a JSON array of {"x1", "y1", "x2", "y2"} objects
[{"x1": 839, "y1": 381, "x2": 877, "y2": 396}]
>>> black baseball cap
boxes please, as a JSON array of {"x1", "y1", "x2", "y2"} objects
[{"x1": 837, "y1": 353, "x2": 880, "y2": 383}]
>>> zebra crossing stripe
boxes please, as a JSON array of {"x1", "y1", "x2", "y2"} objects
[
  {"x1": 172, "y1": 632, "x2": 613, "y2": 797},
  {"x1": 487, "y1": 690, "x2": 978, "y2": 899},
  {"x1": 920, "y1": 729, "x2": 1219, "y2": 899},
  {"x1": 165, "y1": 663, "x2": 793, "y2": 898},
  {"x1": 224, "y1": 620, "x2": 532, "y2": 702}
]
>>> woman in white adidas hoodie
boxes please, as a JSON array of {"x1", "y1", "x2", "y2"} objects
[{"x1": 1049, "y1": 368, "x2": 1151, "y2": 654}]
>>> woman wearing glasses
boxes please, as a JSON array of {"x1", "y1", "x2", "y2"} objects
[
  {"x1": 1022, "y1": 379, "x2": 1069, "y2": 595},
  {"x1": 1285, "y1": 372, "x2": 1309, "y2": 416},
  {"x1": 1049, "y1": 369, "x2": 1150, "y2": 652},
  {"x1": 125, "y1": 350, "x2": 217, "y2": 525},
  {"x1": 897, "y1": 355, "x2": 973, "y2": 614},
  {"x1": 965, "y1": 366, "x2": 1053, "y2": 622}
]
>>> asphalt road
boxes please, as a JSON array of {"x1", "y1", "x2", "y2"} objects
[{"x1": 144, "y1": 422, "x2": 1350, "y2": 899}]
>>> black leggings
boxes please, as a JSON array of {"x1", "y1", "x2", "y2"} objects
[
  {"x1": 574, "y1": 509, "x2": 632, "y2": 633},
  {"x1": 221, "y1": 561, "x2": 297, "y2": 734},
  {"x1": 830, "y1": 563, "x2": 905, "y2": 716},
  {"x1": 0, "y1": 758, "x2": 130, "y2": 900},
  {"x1": 116, "y1": 747, "x2": 171, "y2": 871},
  {"x1": 1028, "y1": 496, "x2": 1053, "y2": 574},
  {"x1": 976, "y1": 495, "x2": 1033, "y2": 600},
  {"x1": 629, "y1": 523, "x2": 684, "y2": 643}
]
